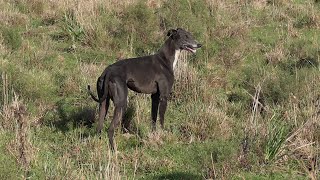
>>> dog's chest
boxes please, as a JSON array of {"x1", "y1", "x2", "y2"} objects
[{"x1": 173, "y1": 50, "x2": 181, "y2": 69}]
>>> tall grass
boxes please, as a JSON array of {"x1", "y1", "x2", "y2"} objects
[{"x1": 0, "y1": 0, "x2": 319, "y2": 179}]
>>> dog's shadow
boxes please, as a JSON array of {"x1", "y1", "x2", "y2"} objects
[
  {"x1": 49, "y1": 99, "x2": 95, "y2": 136},
  {"x1": 121, "y1": 99, "x2": 147, "y2": 139},
  {"x1": 48, "y1": 97, "x2": 146, "y2": 140},
  {"x1": 122, "y1": 104, "x2": 135, "y2": 133}
]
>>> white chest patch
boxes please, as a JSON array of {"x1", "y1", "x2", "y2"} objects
[{"x1": 173, "y1": 50, "x2": 181, "y2": 70}]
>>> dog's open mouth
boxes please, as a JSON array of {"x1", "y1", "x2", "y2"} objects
[{"x1": 185, "y1": 45, "x2": 197, "y2": 53}]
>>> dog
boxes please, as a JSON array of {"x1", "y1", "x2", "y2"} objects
[{"x1": 88, "y1": 28, "x2": 202, "y2": 150}]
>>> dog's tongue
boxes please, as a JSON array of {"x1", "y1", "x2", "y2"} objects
[{"x1": 186, "y1": 46, "x2": 196, "y2": 53}]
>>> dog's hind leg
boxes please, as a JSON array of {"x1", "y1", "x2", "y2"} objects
[
  {"x1": 151, "y1": 92, "x2": 160, "y2": 131},
  {"x1": 108, "y1": 79, "x2": 128, "y2": 151},
  {"x1": 97, "y1": 96, "x2": 110, "y2": 134}
]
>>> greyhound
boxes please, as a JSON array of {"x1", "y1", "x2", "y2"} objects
[{"x1": 88, "y1": 28, "x2": 201, "y2": 150}]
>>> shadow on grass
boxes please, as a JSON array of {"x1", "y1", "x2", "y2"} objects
[
  {"x1": 50, "y1": 99, "x2": 95, "y2": 134},
  {"x1": 122, "y1": 102, "x2": 149, "y2": 141},
  {"x1": 49, "y1": 97, "x2": 148, "y2": 141},
  {"x1": 150, "y1": 171, "x2": 202, "y2": 180}
]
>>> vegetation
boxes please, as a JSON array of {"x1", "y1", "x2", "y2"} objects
[{"x1": 0, "y1": 0, "x2": 319, "y2": 179}]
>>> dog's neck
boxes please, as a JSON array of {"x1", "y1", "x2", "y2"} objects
[{"x1": 158, "y1": 38, "x2": 181, "y2": 70}]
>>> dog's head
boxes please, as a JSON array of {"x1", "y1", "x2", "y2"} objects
[{"x1": 167, "y1": 28, "x2": 202, "y2": 53}]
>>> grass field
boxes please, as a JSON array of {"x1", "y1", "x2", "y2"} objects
[{"x1": 0, "y1": 0, "x2": 319, "y2": 179}]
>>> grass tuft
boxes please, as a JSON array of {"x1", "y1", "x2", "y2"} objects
[{"x1": 0, "y1": 26, "x2": 22, "y2": 51}]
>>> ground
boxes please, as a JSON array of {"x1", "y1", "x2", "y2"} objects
[{"x1": 0, "y1": 0, "x2": 319, "y2": 179}]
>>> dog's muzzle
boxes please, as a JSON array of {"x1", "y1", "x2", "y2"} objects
[{"x1": 184, "y1": 43, "x2": 202, "y2": 53}]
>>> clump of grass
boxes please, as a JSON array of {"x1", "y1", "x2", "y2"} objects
[
  {"x1": 0, "y1": 26, "x2": 22, "y2": 51},
  {"x1": 294, "y1": 12, "x2": 319, "y2": 29},
  {"x1": 264, "y1": 116, "x2": 290, "y2": 163},
  {"x1": 13, "y1": 0, "x2": 45, "y2": 15},
  {"x1": 0, "y1": 5, "x2": 29, "y2": 27},
  {"x1": 62, "y1": 10, "x2": 86, "y2": 43}
]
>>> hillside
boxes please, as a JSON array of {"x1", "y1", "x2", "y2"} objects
[{"x1": 0, "y1": 0, "x2": 319, "y2": 179}]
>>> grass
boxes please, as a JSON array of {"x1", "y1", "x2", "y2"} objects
[
  {"x1": 264, "y1": 115, "x2": 290, "y2": 162},
  {"x1": 0, "y1": 0, "x2": 319, "y2": 179},
  {"x1": 1, "y1": 26, "x2": 22, "y2": 52}
]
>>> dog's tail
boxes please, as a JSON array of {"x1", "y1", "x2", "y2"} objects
[
  {"x1": 87, "y1": 85, "x2": 99, "y2": 102},
  {"x1": 98, "y1": 72, "x2": 110, "y2": 103},
  {"x1": 87, "y1": 71, "x2": 110, "y2": 103}
]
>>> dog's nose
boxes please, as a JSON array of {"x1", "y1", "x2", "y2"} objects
[{"x1": 197, "y1": 43, "x2": 202, "y2": 48}]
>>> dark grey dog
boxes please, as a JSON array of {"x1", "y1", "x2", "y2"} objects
[{"x1": 88, "y1": 28, "x2": 201, "y2": 150}]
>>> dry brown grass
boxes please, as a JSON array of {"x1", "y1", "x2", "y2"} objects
[
  {"x1": 0, "y1": 33, "x2": 8, "y2": 56},
  {"x1": 79, "y1": 62, "x2": 104, "y2": 84},
  {"x1": 1, "y1": 72, "x2": 14, "y2": 130},
  {"x1": 179, "y1": 101, "x2": 233, "y2": 142},
  {"x1": 19, "y1": 0, "x2": 166, "y2": 36},
  {"x1": 0, "y1": 1, "x2": 29, "y2": 26},
  {"x1": 173, "y1": 51, "x2": 202, "y2": 104},
  {"x1": 47, "y1": 137, "x2": 125, "y2": 179},
  {"x1": 265, "y1": 41, "x2": 287, "y2": 65},
  {"x1": 4, "y1": 94, "x2": 35, "y2": 177},
  {"x1": 173, "y1": 52, "x2": 234, "y2": 142},
  {"x1": 281, "y1": 114, "x2": 319, "y2": 179}
]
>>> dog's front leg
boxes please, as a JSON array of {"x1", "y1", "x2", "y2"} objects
[
  {"x1": 159, "y1": 95, "x2": 168, "y2": 129},
  {"x1": 151, "y1": 92, "x2": 160, "y2": 131},
  {"x1": 157, "y1": 79, "x2": 173, "y2": 130}
]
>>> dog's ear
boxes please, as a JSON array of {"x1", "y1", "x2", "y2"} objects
[{"x1": 167, "y1": 29, "x2": 177, "y2": 37}]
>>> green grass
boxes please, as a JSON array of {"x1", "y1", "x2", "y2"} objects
[
  {"x1": 0, "y1": 132, "x2": 22, "y2": 179},
  {"x1": 0, "y1": 0, "x2": 319, "y2": 179},
  {"x1": 264, "y1": 116, "x2": 291, "y2": 162},
  {"x1": 1, "y1": 26, "x2": 22, "y2": 51}
]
